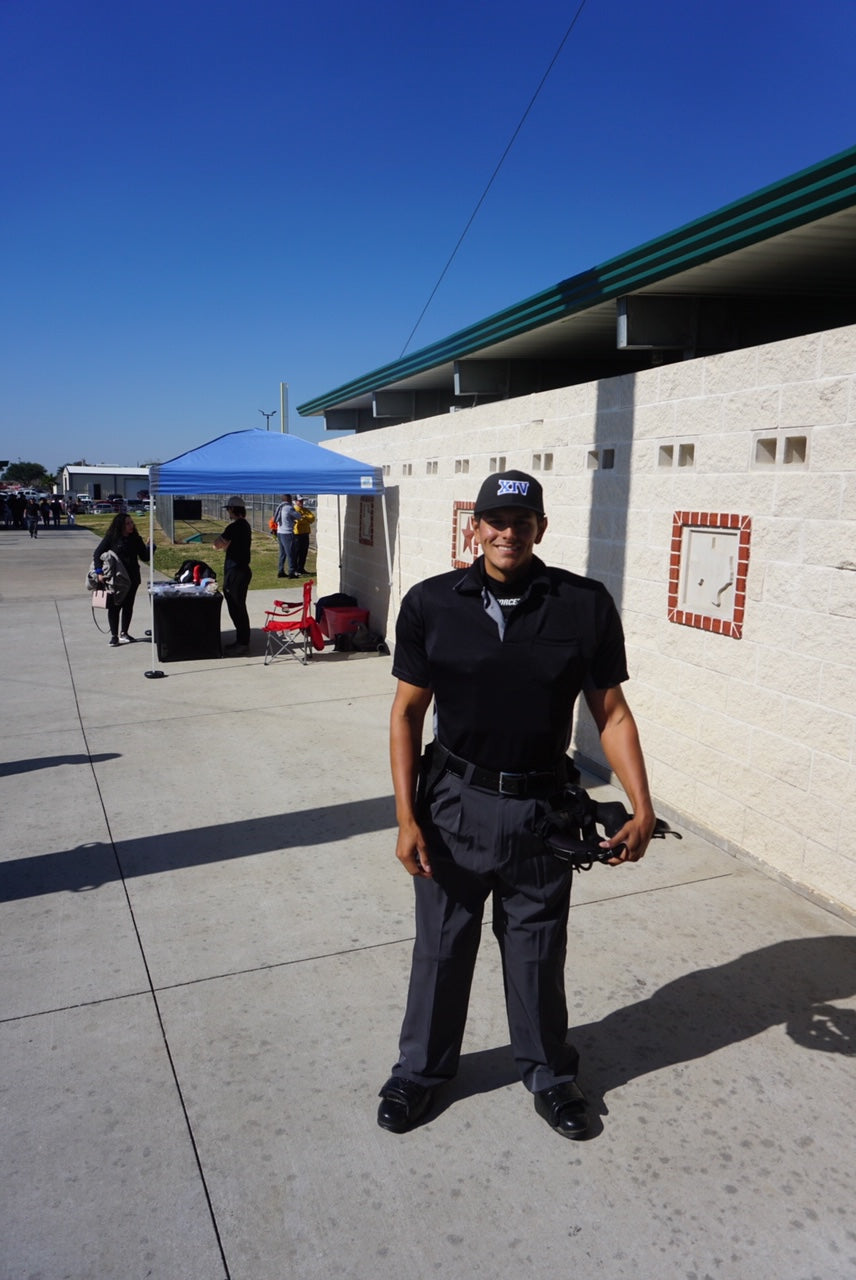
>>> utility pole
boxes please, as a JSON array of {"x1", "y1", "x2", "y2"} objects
[{"x1": 280, "y1": 382, "x2": 288, "y2": 433}]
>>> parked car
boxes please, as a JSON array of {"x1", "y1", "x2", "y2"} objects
[{"x1": 92, "y1": 502, "x2": 115, "y2": 514}]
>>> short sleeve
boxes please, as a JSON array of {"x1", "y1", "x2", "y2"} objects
[
  {"x1": 391, "y1": 584, "x2": 431, "y2": 688},
  {"x1": 587, "y1": 587, "x2": 629, "y2": 689}
]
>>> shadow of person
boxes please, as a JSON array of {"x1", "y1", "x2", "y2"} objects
[
  {"x1": 430, "y1": 936, "x2": 855, "y2": 1131},
  {"x1": 436, "y1": 1043, "x2": 613, "y2": 1138},
  {"x1": 572, "y1": 935, "x2": 856, "y2": 1103},
  {"x1": 787, "y1": 1001, "x2": 856, "y2": 1056},
  {"x1": 433, "y1": 1045, "x2": 520, "y2": 1112}
]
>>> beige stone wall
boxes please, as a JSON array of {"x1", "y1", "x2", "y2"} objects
[{"x1": 314, "y1": 324, "x2": 856, "y2": 915}]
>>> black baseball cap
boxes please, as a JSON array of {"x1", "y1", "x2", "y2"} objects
[
  {"x1": 224, "y1": 496, "x2": 244, "y2": 509},
  {"x1": 474, "y1": 470, "x2": 544, "y2": 518}
]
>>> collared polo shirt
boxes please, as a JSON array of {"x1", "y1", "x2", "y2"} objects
[{"x1": 392, "y1": 556, "x2": 628, "y2": 773}]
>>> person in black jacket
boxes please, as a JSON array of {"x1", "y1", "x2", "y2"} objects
[
  {"x1": 214, "y1": 497, "x2": 253, "y2": 653},
  {"x1": 93, "y1": 512, "x2": 152, "y2": 647}
]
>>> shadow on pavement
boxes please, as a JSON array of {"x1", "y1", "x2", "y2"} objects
[
  {"x1": 575, "y1": 934, "x2": 856, "y2": 1100},
  {"x1": 0, "y1": 794, "x2": 396, "y2": 901},
  {"x1": 0, "y1": 753, "x2": 120, "y2": 777},
  {"x1": 426, "y1": 936, "x2": 856, "y2": 1125}
]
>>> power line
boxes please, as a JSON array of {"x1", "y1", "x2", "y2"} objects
[{"x1": 399, "y1": 0, "x2": 590, "y2": 358}]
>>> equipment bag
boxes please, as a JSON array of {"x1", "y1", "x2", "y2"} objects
[
  {"x1": 174, "y1": 558, "x2": 217, "y2": 584},
  {"x1": 315, "y1": 592, "x2": 357, "y2": 623}
]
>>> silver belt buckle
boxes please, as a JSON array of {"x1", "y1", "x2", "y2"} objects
[{"x1": 498, "y1": 771, "x2": 526, "y2": 796}]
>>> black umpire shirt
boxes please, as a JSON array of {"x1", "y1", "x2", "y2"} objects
[{"x1": 392, "y1": 556, "x2": 628, "y2": 774}]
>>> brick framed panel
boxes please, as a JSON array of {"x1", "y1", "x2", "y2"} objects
[
  {"x1": 452, "y1": 501, "x2": 479, "y2": 569},
  {"x1": 667, "y1": 510, "x2": 752, "y2": 639}
]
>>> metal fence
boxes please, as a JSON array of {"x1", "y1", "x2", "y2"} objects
[
  {"x1": 154, "y1": 493, "x2": 283, "y2": 542},
  {"x1": 154, "y1": 494, "x2": 316, "y2": 547}
]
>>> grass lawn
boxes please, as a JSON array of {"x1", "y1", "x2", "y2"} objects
[{"x1": 76, "y1": 514, "x2": 315, "y2": 592}]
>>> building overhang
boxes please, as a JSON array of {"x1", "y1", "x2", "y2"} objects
[{"x1": 298, "y1": 145, "x2": 856, "y2": 431}]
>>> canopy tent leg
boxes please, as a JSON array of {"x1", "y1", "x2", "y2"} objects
[
  {"x1": 144, "y1": 478, "x2": 166, "y2": 679},
  {"x1": 380, "y1": 490, "x2": 393, "y2": 596}
]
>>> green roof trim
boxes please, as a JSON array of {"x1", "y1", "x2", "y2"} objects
[{"x1": 298, "y1": 144, "x2": 856, "y2": 417}]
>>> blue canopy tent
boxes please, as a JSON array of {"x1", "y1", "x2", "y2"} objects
[
  {"x1": 144, "y1": 429, "x2": 390, "y2": 675},
  {"x1": 149, "y1": 428, "x2": 384, "y2": 497}
]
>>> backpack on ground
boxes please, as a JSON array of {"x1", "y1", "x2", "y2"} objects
[{"x1": 335, "y1": 622, "x2": 389, "y2": 654}]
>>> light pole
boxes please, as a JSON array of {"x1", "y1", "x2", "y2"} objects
[{"x1": 259, "y1": 408, "x2": 277, "y2": 430}]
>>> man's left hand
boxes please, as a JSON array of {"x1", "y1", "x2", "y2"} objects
[{"x1": 601, "y1": 808, "x2": 656, "y2": 865}]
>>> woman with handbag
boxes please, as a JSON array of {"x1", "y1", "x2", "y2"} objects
[{"x1": 92, "y1": 512, "x2": 153, "y2": 647}]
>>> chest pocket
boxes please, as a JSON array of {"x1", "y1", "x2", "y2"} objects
[{"x1": 525, "y1": 634, "x2": 586, "y2": 687}]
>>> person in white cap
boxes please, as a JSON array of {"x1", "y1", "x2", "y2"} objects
[
  {"x1": 292, "y1": 496, "x2": 315, "y2": 576},
  {"x1": 272, "y1": 493, "x2": 300, "y2": 578}
]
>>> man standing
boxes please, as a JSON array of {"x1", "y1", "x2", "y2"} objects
[
  {"x1": 214, "y1": 497, "x2": 252, "y2": 654},
  {"x1": 292, "y1": 497, "x2": 315, "y2": 577},
  {"x1": 272, "y1": 494, "x2": 299, "y2": 579},
  {"x1": 377, "y1": 470, "x2": 655, "y2": 1139},
  {"x1": 25, "y1": 498, "x2": 40, "y2": 538}
]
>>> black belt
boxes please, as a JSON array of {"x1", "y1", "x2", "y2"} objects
[{"x1": 436, "y1": 745, "x2": 564, "y2": 798}]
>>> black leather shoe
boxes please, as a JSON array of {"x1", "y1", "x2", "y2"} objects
[
  {"x1": 533, "y1": 1081, "x2": 589, "y2": 1139},
  {"x1": 377, "y1": 1076, "x2": 433, "y2": 1133}
]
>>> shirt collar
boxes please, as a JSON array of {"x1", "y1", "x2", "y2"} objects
[{"x1": 455, "y1": 555, "x2": 550, "y2": 596}]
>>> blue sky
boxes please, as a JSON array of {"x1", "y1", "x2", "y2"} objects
[{"x1": 2, "y1": 0, "x2": 854, "y2": 472}]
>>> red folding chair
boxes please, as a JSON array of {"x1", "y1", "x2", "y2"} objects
[{"x1": 262, "y1": 579, "x2": 324, "y2": 665}]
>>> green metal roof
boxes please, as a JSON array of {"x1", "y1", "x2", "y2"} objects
[{"x1": 298, "y1": 144, "x2": 856, "y2": 418}]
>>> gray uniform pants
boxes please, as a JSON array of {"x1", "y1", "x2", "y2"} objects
[{"x1": 392, "y1": 771, "x2": 578, "y2": 1093}]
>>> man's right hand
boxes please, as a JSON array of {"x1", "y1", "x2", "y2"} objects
[{"x1": 395, "y1": 818, "x2": 432, "y2": 878}]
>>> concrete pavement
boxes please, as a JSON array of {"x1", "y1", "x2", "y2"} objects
[{"x1": 1, "y1": 524, "x2": 855, "y2": 1280}]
